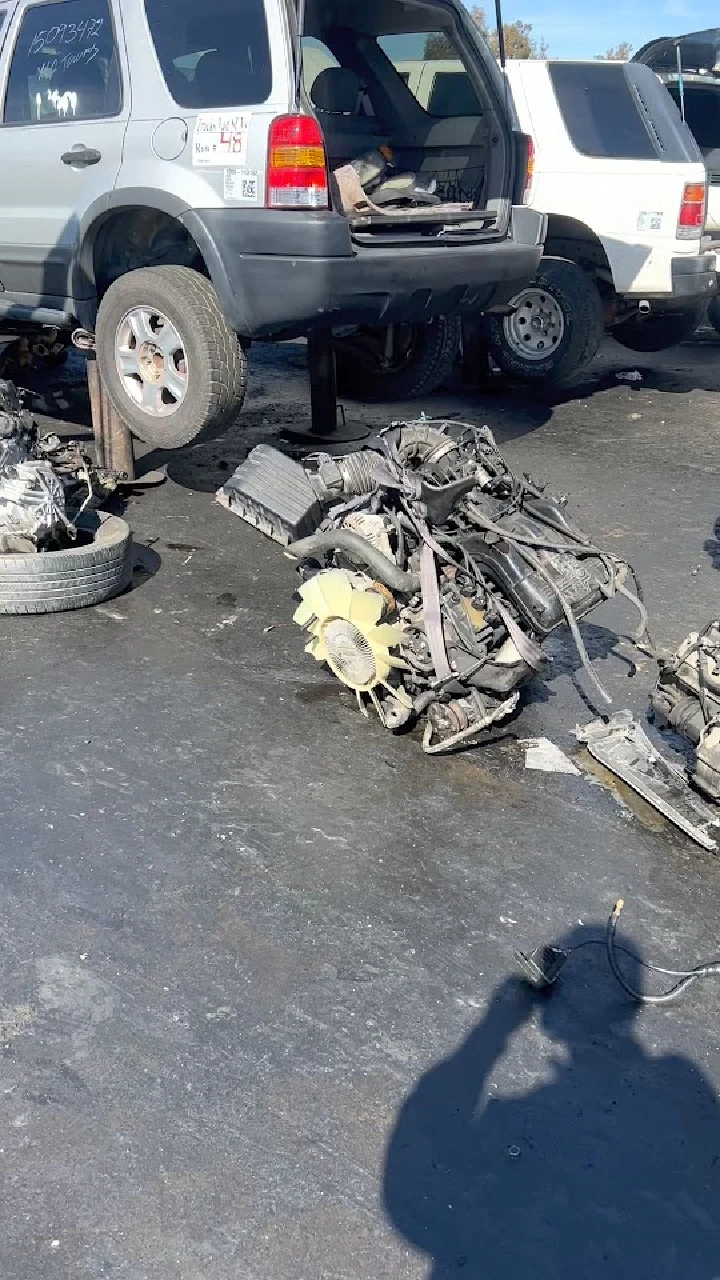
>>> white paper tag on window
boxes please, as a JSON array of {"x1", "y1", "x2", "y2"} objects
[
  {"x1": 637, "y1": 211, "x2": 663, "y2": 232},
  {"x1": 193, "y1": 112, "x2": 250, "y2": 167},
  {"x1": 224, "y1": 168, "x2": 259, "y2": 202}
]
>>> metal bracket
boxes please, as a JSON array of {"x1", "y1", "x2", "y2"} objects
[{"x1": 576, "y1": 710, "x2": 719, "y2": 852}]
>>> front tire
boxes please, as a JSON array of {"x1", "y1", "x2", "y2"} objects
[
  {"x1": 96, "y1": 266, "x2": 248, "y2": 449},
  {"x1": 334, "y1": 317, "x2": 460, "y2": 402},
  {"x1": 484, "y1": 257, "x2": 604, "y2": 384},
  {"x1": 612, "y1": 304, "x2": 705, "y2": 353}
]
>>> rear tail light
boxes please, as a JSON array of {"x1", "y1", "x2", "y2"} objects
[
  {"x1": 678, "y1": 182, "x2": 706, "y2": 239},
  {"x1": 523, "y1": 135, "x2": 535, "y2": 203},
  {"x1": 266, "y1": 114, "x2": 329, "y2": 210}
]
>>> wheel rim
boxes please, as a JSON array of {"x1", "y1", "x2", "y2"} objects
[
  {"x1": 115, "y1": 306, "x2": 188, "y2": 418},
  {"x1": 503, "y1": 288, "x2": 565, "y2": 361}
]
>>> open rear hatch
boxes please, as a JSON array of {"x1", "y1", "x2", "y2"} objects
[
  {"x1": 634, "y1": 30, "x2": 720, "y2": 190},
  {"x1": 635, "y1": 29, "x2": 720, "y2": 75},
  {"x1": 299, "y1": 0, "x2": 513, "y2": 244}
]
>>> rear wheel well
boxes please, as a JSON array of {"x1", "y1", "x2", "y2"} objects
[
  {"x1": 543, "y1": 214, "x2": 614, "y2": 294},
  {"x1": 89, "y1": 208, "x2": 207, "y2": 308}
]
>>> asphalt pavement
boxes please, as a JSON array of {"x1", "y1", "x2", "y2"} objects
[{"x1": 1, "y1": 333, "x2": 720, "y2": 1279}]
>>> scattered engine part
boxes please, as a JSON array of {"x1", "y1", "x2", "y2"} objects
[
  {"x1": 514, "y1": 944, "x2": 569, "y2": 989},
  {"x1": 0, "y1": 460, "x2": 69, "y2": 552},
  {"x1": 577, "y1": 711, "x2": 719, "y2": 852},
  {"x1": 0, "y1": 380, "x2": 120, "y2": 552},
  {"x1": 651, "y1": 622, "x2": 720, "y2": 802},
  {"x1": 220, "y1": 421, "x2": 649, "y2": 754},
  {"x1": 517, "y1": 900, "x2": 720, "y2": 1006}
]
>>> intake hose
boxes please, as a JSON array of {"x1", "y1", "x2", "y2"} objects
[{"x1": 287, "y1": 530, "x2": 419, "y2": 595}]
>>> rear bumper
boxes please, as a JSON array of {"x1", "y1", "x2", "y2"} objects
[
  {"x1": 623, "y1": 252, "x2": 717, "y2": 304},
  {"x1": 182, "y1": 207, "x2": 545, "y2": 340},
  {"x1": 670, "y1": 253, "x2": 717, "y2": 300}
]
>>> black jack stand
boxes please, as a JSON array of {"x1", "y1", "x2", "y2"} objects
[{"x1": 281, "y1": 328, "x2": 370, "y2": 446}]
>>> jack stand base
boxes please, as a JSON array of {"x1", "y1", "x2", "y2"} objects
[
  {"x1": 282, "y1": 328, "x2": 371, "y2": 446},
  {"x1": 86, "y1": 353, "x2": 136, "y2": 481},
  {"x1": 280, "y1": 416, "x2": 372, "y2": 447}
]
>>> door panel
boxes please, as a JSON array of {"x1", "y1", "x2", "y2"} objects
[{"x1": 0, "y1": 0, "x2": 129, "y2": 312}]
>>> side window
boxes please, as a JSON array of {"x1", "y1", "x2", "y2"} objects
[
  {"x1": 144, "y1": 0, "x2": 272, "y2": 110},
  {"x1": 4, "y1": 0, "x2": 121, "y2": 125},
  {"x1": 549, "y1": 63, "x2": 657, "y2": 160}
]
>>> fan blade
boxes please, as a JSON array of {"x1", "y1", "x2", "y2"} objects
[{"x1": 348, "y1": 589, "x2": 384, "y2": 628}]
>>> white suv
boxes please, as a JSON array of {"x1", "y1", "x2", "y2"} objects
[{"x1": 400, "y1": 56, "x2": 716, "y2": 382}]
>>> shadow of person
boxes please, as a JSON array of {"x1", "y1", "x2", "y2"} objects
[{"x1": 383, "y1": 927, "x2": 720, "y2": 1279}]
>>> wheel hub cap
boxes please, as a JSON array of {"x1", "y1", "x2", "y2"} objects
[
  {"x1": 115, "y1": 306, "x2": 188, "y2": 418},
  {"x1": 503, "y1": 288, "x2": 565, "y2": 361}
]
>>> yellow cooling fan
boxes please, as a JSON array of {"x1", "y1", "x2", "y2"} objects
[{"x1": 293, "y1": 569, "x2": 409, "y2": 716}]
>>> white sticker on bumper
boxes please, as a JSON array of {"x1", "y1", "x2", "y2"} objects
[{"x1": 193, "y1": 112, "x2": 250, "y2": 167}]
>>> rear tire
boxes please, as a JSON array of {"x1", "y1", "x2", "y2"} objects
[
  {"x1": 484, "y1": 257, "x2": 604, "y2": 384},
  {"x1": 612, "y1": 304, "x2": 705, "y2": 353},
  {"x1": 334, "y1": 317, "x2": 460, "y2": 402},
  {"x1": 0, "y1": 511, "x2": 131, "y2": 614},
  {"x1": 96, "y1": 265, "x2": 248, "y2": 449}
]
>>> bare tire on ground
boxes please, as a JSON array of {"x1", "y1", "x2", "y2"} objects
[
  {"x1": 484, "y1": 257, "x2": 604, "y2": 384},
  {"x1": 0, "y1": 511, "x2": 132, "y2": 614},
  {"x1": 96, "y1": 265, "x2": 248, "y2": 449},
  {"x1": 334, "y1": 317, "x2": 461, "y2": 402},
  {"x1": 612, "y1": 303, "x2": 706, "y2": 353}
]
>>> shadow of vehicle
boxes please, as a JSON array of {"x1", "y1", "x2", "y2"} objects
[{"x1": 383, "y1": 928, "x2": 720, "y2": 1279}]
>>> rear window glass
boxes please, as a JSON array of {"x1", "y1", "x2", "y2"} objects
[
  {"x1": 668, "y1": 83, "x2": 720, "y2": 150},
  {"x1": 549, "y1": 62, "x2": 656, "y2": 159},
  {"x1": 144, "y1": 0, "x2": 272, "y2": 109}
]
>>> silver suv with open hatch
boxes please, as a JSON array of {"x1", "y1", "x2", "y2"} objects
[{"x1": 0, "y1": 0, "x2": 545, "y2": 447}]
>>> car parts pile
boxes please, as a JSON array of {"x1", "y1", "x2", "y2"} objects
[
  {"x1": 219, "y1": 420, "x2": 649, "y2": 753},
  {"x1": 0, "y1": 379, "x2": 119, "y2": 554},
  {"x1": 651, "y1": 622, "x2": 720, "y2": 802},
  {"x1": 0, "y1": 380, "x2": 133, "y2": 615}
]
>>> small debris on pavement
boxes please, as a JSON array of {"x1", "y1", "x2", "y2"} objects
[
  {"x1": 616, "y1": 370, "x2": 643, "y2": 383},
  {"x1": 523, "y1": 737, "x2": 581, "y2": 775}
]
